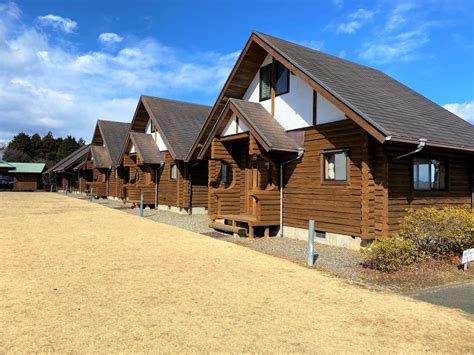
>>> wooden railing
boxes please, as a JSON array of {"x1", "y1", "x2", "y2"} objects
[{"x1": 212, "y1": 188, "x2": 280, "y2": 226}]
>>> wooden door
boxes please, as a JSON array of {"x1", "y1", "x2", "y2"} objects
[{"x1": 245, "y1": 160, "x2": 260, "y2": 215}]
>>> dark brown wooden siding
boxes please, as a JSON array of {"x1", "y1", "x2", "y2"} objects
[
  {"x1": 283, "y1": 120, "x2": 369, "y2": 238},
  {"x1": 190, "y1": 163, "x2": 208, "y2": 208},
  {"x1": 208, "y1": 138, "x2": 246, "y2": 217},
  {"x1": 385, "y1": 144, "x2": 472, "y2": 234},
  {"x1": 13, "y1": 174, "x2": 42, "y2": 191}
]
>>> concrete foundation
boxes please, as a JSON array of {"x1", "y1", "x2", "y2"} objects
[
  {"x1": 157, "y1": 204, "x2": 208, "y2": 215},
  {"x1": 282, "y1": 225, "x2": 372, "y2": 250}
]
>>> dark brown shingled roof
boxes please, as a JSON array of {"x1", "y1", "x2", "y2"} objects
[
  {"x1": 141, "y1": 96, "x2": 211, "y2": 160},
  {"x1": 130, "y1": 132, "x2": 165, "y2": 164},
  {"x1": 255, "y1": 32, "x2": 474, "y2": 151},
  {"x1": 93, "y1": 120, "x2": 130, "y2": 166},
  {"x1": 198, "y1": 99, "x2": 300, "y2": 159},
  {"x1": 44, "y1": 145, "x2": 90, "y2": 174},
  {"x1": 230, "y1": 99, "x2": 300, "y2": 151},
  {"x1": 90, "y1": 145, "x2": 112, "y2": 168}
]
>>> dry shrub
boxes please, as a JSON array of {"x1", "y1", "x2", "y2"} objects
[
  {"x1": 399, "y1": 207, "x2": 474, "y2": 258},
  {"x1": 362, "y1": 237, "x2": 420, "y2": 272},
  {"x1": 363, "y1": 207, "x2": 474, "y2": 272}
]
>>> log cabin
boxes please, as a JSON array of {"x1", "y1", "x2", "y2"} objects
[
  {"x1": 43, "y1": 144, "x2": 90, "y2": 193},
  {"x1": 190, "y1": 32, "x2": 474, "y2": 248},
  {"x1": 85, "y1": 120, "x2": 130, "y2": 199},
  {"x1": 0, "y1": 162, "x2": 45, "y2": 191},
  {"x1": 119, "y1": 95, "x2": 210, "y2": 213}
]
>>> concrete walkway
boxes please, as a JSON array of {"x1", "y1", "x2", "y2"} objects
[{"x1": 407, "y1": 282, "x2": 474, "y2": 315}]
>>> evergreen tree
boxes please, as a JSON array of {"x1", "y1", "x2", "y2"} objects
[{"x1": 3, "y1": 131, "x2": 85, "y2": 167}]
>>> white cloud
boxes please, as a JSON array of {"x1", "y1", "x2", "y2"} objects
[
  {"x1": 385, "y1": 2, "x2": 418, "y2": 32},
  {"x1": 336, "y1": 8, "x2": 375, "y2": 34},
  {"x1": 37, "y1": 14, "x2": 77, "y2": 33},
  {"x1": 443, "y1": 101, "x2": 474, "y2": 124},
  {"x1": 337, "y1": 50, "x2": 347, "y2": 58},
  {"x1": 0, "y1": 2, "x2": 237, "y2": 142},
  {"x1": 359, "y1": 29, "x2": 429, "y2": 64},
  {"x1": 98, "y1": 32, "x2": 123, "y2": 44}
]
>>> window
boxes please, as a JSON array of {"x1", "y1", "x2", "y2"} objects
[
  {"x1": 413, "y1": 157, "x2": 446, "y2": 191},
  {"x1": 220, "y1": 162, "x2": 230, "y2": 184},
  {"x1": 259, "y1": 64, "x2": 271, "y2": 101},
  {"x1": 259, "y1": 61, "x2": 290, "y2": 101},
  {"x1": 170, "y1": 164, "x2": 177, "y2": 180},
  {"x1": 275, "y1": 61, "x2": 289, "y2": 96},
  {"x1": 323, "y1": 150, "x2": 348, "y2": 181}
]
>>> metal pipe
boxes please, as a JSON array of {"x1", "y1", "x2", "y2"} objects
[
  {"x1": 393, "y1": 138, "x2": 427, "y2": 160},
  {"x1": 139, "y1": 193, "x2": 144, "y2": 217},
  {"x1": 307, "y1": 219, "x2": 315, "y2": 267},
  {"x1": 279, "y1": 148, "x2": 304, "y2": 237}
]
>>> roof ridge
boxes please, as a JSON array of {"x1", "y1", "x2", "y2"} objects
[
  {"x1": 253, "y1": 31, "x2": 381, "y2": 74},
  {"x1": 141, "y1": 95, "x2": 212, "y2": 108}
]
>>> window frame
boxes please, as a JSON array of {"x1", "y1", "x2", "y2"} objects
[
  {"x1": 411, "y1": 156, "x2": 448, "y2": 192},
  {"x1": 274, "y1": 61, "x2": 290, "y2": 97},
  {"x1": 321, "y1": 149, "x2": 350, "y2": 185},
  {"x1": 220, "y1": 161, "x2": 230, "y2": 185},
  {"x1": 170, "y1": 163, "x2": 177, "y2": 181},
  {"x1": 259, "y1": 63, "x2": 272, "y2": 102}
]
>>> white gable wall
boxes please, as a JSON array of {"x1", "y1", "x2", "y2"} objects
[
  {"x1": 146, "y1": 118, "x2": 168, "y2": 151},
  {"x1": 242, "y1": 54, "x2": 346, "y2": 130},
  {"x1": 222, "y1": 114, "x2": 249, "y2": 136}
]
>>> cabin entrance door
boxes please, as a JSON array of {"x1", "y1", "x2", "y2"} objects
[{"x1": 245, "y1": 159, "x2": 259, "y2": 216}]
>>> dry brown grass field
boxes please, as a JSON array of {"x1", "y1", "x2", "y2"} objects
[{"x1": 1, "y1": 192, "x2": 473, "y2": 352}]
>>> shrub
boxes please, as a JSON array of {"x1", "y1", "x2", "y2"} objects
[
  {"x1": 362, "y1": 237, "x2": 420, "y2": 272},
  {"x1": 398, "y1": 207, "x2": 474, "y2": 258}
]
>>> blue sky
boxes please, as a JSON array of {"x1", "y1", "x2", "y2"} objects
[{"x1": 0, "y1": 0, "x2": 473, "y2": 142}]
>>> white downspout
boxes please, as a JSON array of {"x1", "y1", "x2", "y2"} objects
[
  {"x1": 279, "y1": 148, "x2": 304, "y2": 237},
  {"x1": 393, "y1": 138, "x2": 427, "y2": 160}
]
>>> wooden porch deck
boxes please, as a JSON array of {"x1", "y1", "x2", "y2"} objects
[{"x1": 212, "y1": 213, "x2": 279, "y2": 239}]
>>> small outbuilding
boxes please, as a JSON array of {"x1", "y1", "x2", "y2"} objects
[{"x1": 0, "y1": 162, "x2": 46, "y2": 191}]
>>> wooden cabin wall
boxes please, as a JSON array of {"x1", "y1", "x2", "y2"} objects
[
  {"x1": 126, "y1": 164, "x2": 155, "y2": 204},
  {"x1": 13, "y1": 174, "x2": 41, "y2": 191},
  {"x1": 283, "y1": 120, "x2": 369, "y2": 238},
  {"x1": 190, "y1": 163, "x2": 208, "y2": 208},
  {"x1": 208, "y1": 138, "x2": 247, "y2": 217},
  {"x1": 107, "y1": 168, "x2": 125, "y2": 198},
  {"x1": 385, "y1": 145, "x2": 472, "y2": 234},
  {"x1": 157, "y1": 152, "x2": 179, "y2": 207}
]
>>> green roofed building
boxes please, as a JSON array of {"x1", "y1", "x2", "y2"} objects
[{"x1": 0, "y1": 161, "x2": 46, "y2": 191}]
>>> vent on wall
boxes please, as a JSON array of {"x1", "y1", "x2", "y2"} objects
[{"x1": 316, "y1": 231, "x2": 326, "y2": 239}]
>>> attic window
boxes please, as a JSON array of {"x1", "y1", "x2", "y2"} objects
[
  {"x1": 275, "y1": 61, "x2": 289, "y2": 96},
  {"x1": 259, "y1": 61, "x2": 289, "y2": 101},
  {"x1": 259, "y1": 64, "x2": 271, "y2": 101}
]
